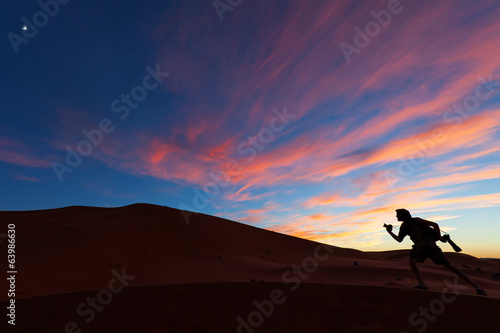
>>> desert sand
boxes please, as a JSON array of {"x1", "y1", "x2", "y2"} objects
[{"x1": 1, "y1": 203, "x2": 499, "y2": 332}]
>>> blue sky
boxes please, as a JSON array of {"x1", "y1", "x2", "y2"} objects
[{"x1": 1, "y1": 0, "x2": 500, "y2": 257}]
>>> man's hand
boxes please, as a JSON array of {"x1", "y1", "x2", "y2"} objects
[{"x1": 385, "y1": 223, "x2": 404, "y2": 243}]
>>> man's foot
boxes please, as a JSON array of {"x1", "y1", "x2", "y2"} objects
[
  {"x1": 412, "y1": 285, "x2": 428, "y2": 290},
  {"x1": 476, "y1": 288, "x2": 487, "y2": 296}
]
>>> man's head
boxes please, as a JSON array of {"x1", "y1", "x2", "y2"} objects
[{"x1": 396, "y1": 208, "x2": 412, "y2": 222}]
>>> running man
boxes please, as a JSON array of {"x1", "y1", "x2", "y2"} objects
[{"x1": 385, "y1": 208, "x2": 487, "y2": 296}]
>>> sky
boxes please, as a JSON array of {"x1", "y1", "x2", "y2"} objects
[{"x1": 1, "y1": 0, "x2": 500, "y2": 258}]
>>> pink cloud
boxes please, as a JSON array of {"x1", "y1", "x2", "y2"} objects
[
  {"x1": 51, "y1": 0, "x2": 500, "y2": 247},
  {"x1": 0, "y1": 136, "x2": 50, "y2": 168},
  {"x1": 107, "y1": 0, "x2": 500, "y2": 192},
  {"x1": 14, "y1": 173, "x2": 43, "y2": 182}
]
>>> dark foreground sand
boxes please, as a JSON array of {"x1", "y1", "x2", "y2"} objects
[{"x1": 1, "y1": 204, "x2": 499, "y2": 332}]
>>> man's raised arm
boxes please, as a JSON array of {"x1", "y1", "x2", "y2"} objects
[
  {"x1": 385, "y1": 224, "x2": 405, "y2": 243},
  {"x1": 417, "y1": 218, "x2": 444, "y2": 241}
]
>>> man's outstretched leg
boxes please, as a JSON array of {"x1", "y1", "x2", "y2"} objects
[
  {"x1": 409, "y1": 257, "x2": 427, "y2": 289},
  {"x1": 443, "y1": 263, "x2": 487, "y2": 295}
]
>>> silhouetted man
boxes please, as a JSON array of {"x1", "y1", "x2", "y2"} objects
[{"x1": 385, "y1": 208, "x2": 487, "y2": 296}]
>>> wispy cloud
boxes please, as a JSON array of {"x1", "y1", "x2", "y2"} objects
[
  {"x1": 14, "y1": 173, "x2": 43, "y2": 182},
  {"x1": 0, "y1": 136, "x2": 50, "y2": 168},
  {"x1": 38, "y1": 0, "x2": 500, "y2": 253}
]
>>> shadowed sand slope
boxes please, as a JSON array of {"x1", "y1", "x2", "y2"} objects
[
  {"x1": 9, "y1": 283, "x2": 500, "y2": 333},
  {"x1": 1, "y1": 204, "x2": 499, "y2": 332}
]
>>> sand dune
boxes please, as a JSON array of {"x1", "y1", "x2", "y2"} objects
[{"x1": 1, "y1": 203, "x2": 499, "y2": 332}]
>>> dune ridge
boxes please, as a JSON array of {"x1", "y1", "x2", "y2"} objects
[{"x1": 1, "y1": 204, "x2": 499, "y2": 332}]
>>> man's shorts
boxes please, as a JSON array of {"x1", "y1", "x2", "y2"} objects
[{"x1": 409, "y1": 246, "x2": 450, "y2": 265}]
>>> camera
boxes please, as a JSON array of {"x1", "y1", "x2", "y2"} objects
[{"x1": 442, "y1": 234, "x2": 462, "y2": 252}]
